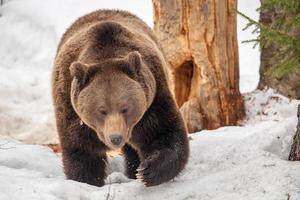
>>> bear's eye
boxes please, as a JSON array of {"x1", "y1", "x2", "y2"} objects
[
  {"x1": 100, "y1": 110, "x2": 107, "y2": 116},
  {"x1": 121, "y1": 108, "x2": 128, "y2": 114}
]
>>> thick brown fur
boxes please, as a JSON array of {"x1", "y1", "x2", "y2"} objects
[{"x1": 52, "y1": 9, "x2": 189, "y2": 187}]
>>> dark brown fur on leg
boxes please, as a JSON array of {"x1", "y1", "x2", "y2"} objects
[
  {"x1": 63, "y1": 148, "x2": 107, "y2": 187},
  {"x1": 132, "y1": 93, "x2": 189, "y2": 187},
  {"x1": 123, "y1": 144, "x2": 140, "y2": 179},
  {"x1": 59, "y1": 119, "x2": 108, "y2": 187}
]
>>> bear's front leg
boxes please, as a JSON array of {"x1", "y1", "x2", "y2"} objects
[
  {"x1": 134, "y1": 101, "x2": 189, "y2": 187},
  {"x1": 123, "y1": 144, "x2": 140, "y2": 179},
  {"x1": 60, "y1": 120, "x2": 107, "y2": 187},
  {"x1": 63, "y1": 148, "x2": 107, "y2": 187}
]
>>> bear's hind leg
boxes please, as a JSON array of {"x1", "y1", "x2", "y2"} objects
[{"x1": 123, "y1": 144, "x2": 140, "y2": 179}]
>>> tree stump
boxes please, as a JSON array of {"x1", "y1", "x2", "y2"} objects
[
  {"x1": 289, "y1": 105, "x2": 300, "y2": 161},
  {"x1": 152, "y1": 0, "x2": 245, "y2": 132}
]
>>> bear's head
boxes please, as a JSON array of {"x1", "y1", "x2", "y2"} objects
[{"x1": 69, "y1": 51, "x2": 156, "y2": 149}]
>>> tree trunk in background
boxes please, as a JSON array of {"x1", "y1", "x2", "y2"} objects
[
  {"x1": 289, "y1": 105, "x2": 300, "y2": 161},
  {"x1": 152, "y1": 0, "x2": 245, "y2": 133},
  {"x1": 258, "y1": 0, "x2": 300, "y2": 99}
]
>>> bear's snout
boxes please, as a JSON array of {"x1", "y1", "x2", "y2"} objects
[
  {"x1": 102, "y1": 114, "x2": 128, "y2": 149},
  {"x1": 109, "y1": 134, "x2": 123, "y2": 146}
]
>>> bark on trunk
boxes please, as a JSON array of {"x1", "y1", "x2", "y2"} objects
[
  {"x1": 258, "y1": 0, "x2": 300, "y2": 99},
  {"x1": 153, "y1": 0, "x2": 245, "y2": 133},
  {"x1": 289, "y1": 105, "x2": 300, "y2": 161}
]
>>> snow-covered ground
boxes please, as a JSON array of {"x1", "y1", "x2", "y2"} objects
[{"x1": 1, "y1": 0, "x2": 300, "y2": 200}]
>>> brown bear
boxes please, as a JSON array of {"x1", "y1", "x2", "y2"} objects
[{"x1": 52, "y1": 9, "x2": 189, "y2": 187}]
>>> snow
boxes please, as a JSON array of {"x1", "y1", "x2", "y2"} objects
[{"x1": 0, "y1": 0, "x2": 299, "y2": 199}]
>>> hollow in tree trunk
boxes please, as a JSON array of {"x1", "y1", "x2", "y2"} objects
[{"x1": 152, "y1": 0, "x2": 245, "y2": 132}]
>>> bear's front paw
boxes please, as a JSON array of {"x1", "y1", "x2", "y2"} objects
[{"x1": 137, "y1": 149, "x2": 178, "y2": 187}]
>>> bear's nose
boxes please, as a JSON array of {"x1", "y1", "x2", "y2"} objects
[{"x1": 109, "y1": 134, "x2": 123, "y2": 146}]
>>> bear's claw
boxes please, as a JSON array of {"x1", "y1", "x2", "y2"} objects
[{"x1": 136, "y1": 150, "x2": 171, "y2": 187}]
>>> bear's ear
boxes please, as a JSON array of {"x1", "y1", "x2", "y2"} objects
[
  {"x1": 70, "y1": 62, "x2": 89, "y2": 85},
  {"x1": 126, "y1": 51, "x2": 142, "y2": 74}
]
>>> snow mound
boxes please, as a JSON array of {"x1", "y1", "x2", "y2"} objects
[{"x1": 244, "y1": 89, "x2": 299, "y2": 124}]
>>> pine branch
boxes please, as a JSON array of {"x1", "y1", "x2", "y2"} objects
[
  {"x1": 237, "y1": 10, "x2": 295, "y2": 43},
  {"x1": 237, "y1": 3, "x2": 300, "y2": 78}
]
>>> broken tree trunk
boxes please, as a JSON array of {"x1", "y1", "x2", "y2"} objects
[
  {"x1": 152, "y1": 0, "x2": 245, "y2": 132},
  {"x1": 289, "y1": 105, "x2": 300, "y2": 161}
]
